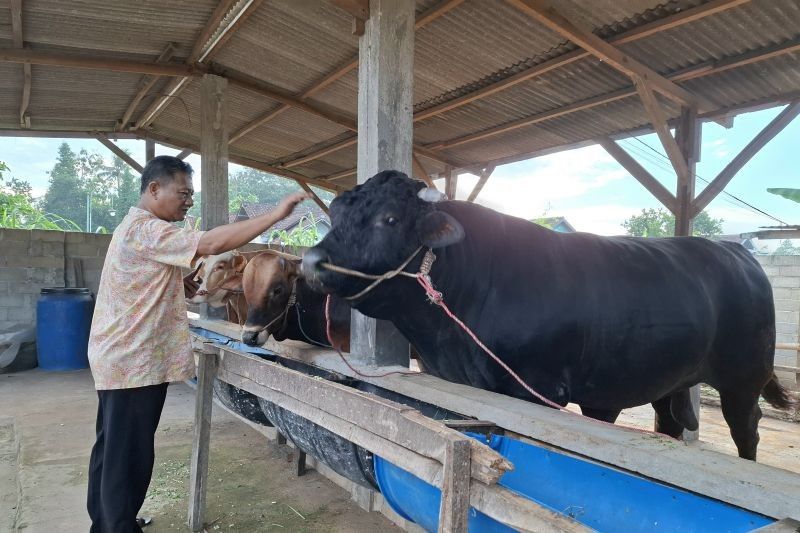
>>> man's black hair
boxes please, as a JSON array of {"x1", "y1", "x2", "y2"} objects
[{"x1": 140, "y1": 156, "x2": 194, "y2": 194}]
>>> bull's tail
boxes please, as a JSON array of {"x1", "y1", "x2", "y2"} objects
[{"x1": 761, "y1": 373, "x2": 798, "y2": 410}]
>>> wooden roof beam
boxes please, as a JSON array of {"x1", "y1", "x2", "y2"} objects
[
  {"x1": 320, "y1": 168, "x2": 356, "y2": 182},
  {"x1": 0, "y1": 49, "x2": 203, "y2": 77},
  {"x1": 296, "y1": 181, "x2": 330, "y2": 215},
  {"x1": 95, "y1": 133, "x2": 144, "y2": 174},
  {"x1": 329, "y1": 0, "x2": 369, "y2": 36},
  {"x1": 281, "y1": 137, "x2": 358, "y2": 169},
  {"x1": 10, "y1": 0, "x2": 30, "y2": 129},
  {"x1": 414, "y1": 0, "x2": 748, "y2": 122},
  {"x1": 634, "y1": 77, "x2": 691, "y2": 184},
  {"x1": 691, "y1": 100, "x2": 800, "y2": 217},
  {"x1": 412, "y1": 153, "x2": 436, "y2": 188},
  {"x1": 117, "y1": 43, "x2": 176, "y2": 131},
  {"x1": 425, "y1": 37, "x2": 800, "y2": 151},
  {"x1": 230, "y1": 0, "x2": 465, "y2": 145},
  {"x1": 598, "y1": 138, "x2": 678, "y2": 214},
  {"x1": 466, "y1": 166, "x2": 495, "y2": 203},
  {"x1": 505, "y1": 0, "x2": 717, "y2": 112},
  {"x1": 135, "y1": 0, "x2": 262, "y2": 129}
]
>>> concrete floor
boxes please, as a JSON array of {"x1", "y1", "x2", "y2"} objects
[{"x1": 0, "y1": 369, "x2": 397, "y2": 533}]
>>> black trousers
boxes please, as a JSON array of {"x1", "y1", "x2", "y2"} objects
[{"x1": 87, "y1": 383, "x2": 169, "y2": 533}]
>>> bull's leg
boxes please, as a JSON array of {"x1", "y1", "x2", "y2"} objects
[
  {"x1": 651, "y1": 396, "x2": 684, "y2": 439},
  {"x1": 579, "y1": 406, "x2": 621, "y2": 423},
  {"x1": 718, "y1": 389, "x2": 762, "y2": 460},
  {"x1": 668, "y1": 388, "x2": 699, "y2": 432}
]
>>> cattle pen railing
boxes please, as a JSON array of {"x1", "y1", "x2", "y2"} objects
[
  {"x1": 775, "y1": 343, "x2": 800, "y2": 388},
  {"x1": 187, "y1": 317, "x2": 800, "y2": 532}
]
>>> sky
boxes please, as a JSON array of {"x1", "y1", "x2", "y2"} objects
[{"x1": 0, "y1": 105, "x2": 797, "y2": 239}]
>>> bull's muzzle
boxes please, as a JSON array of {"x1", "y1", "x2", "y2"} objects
[{"x1": 301, "y1": 247, "x2": 330, "y2": 287}]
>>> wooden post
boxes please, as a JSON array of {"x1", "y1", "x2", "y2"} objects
[
  {"x1": 438, "y1": 436, "x2": 471, "y2": 533},
  {"x1": 188, "y1": 342, "x2": 219, "y2": 532},
  {"x1": 145, "y1": 139, "x2": 155, "y2": 163},
  {"x1": 444, "y1": 166, "x2": 457, "y2": 200},
  {"x1": 674, "y1": 105, "x2": 702, "y2": 442},
  {"x1": 352, "y1": 0, "x2": 414, "y2": 368}
]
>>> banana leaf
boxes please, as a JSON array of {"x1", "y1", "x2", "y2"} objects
[{"x1": 767, "y1": 188, "x2": 800, "y2": 203}]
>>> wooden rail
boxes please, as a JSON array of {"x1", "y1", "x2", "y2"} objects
[{"x1": 188, "y1": 335, "x2": 588, "y2": 533}]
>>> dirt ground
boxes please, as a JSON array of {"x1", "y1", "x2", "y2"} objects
[{"x1": 0, "y1": 369, "x2": 397, "y2": 533}]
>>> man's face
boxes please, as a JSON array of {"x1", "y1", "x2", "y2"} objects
[{"x1": 151, "y1": 172, "x2": 194, "y2": 222}]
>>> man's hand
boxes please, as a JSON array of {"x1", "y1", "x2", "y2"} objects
[
  {"x1": 183, "y1": 263, "x2": 202, "y2": 299},
  {"x1": 274, "y1": 192, "x2": 311, "y2": 220}
]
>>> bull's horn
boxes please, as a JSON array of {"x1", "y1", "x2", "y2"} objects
[{"x1": 418, "y1": 187, "x2": 448, "y2": 203}]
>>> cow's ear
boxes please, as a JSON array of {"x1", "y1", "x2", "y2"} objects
[
  {"x1": 417, "y1": 211, "x2": 464, "y2": 249},
  {"x1": 219, "y1": 273, "x2": 243, "y2": 291},
  {"x1": 231, "y1": 254, "x2": 247, "y2": 273}
]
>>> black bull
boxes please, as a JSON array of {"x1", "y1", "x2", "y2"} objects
[{"x1": 302, "y1": 171, "x2": 795, "y2": 460}]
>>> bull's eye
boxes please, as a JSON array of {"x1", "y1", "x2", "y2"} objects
[
  {"x1": 385, "y1": 216, "x2": 399, "y2": 226},
  {"x1": 273, "y1": 286, "x2": 283, "y2": 295}
]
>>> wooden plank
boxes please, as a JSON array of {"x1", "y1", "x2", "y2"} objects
[
  {"x1": 296, "y1": 181, "x2": 330, "y2": 215},
  {"x1": 218, "y1": 333, "x2": 800, "y2": 522},
  {"x1": 212, "y1": 350, "x2": 586, "y2": 532},
  {"x1": 692, "y1": 100, "x2": 800, "y2": 216},
  {"x1": 0, "y1": 48, "x2": 203, "y2": 77},
  {"x1": 413, "y1": 0, "x2": 747, "y2": 123},
  {"x1": 117, "y1": 43, "x2": 176, "y2": 131},
  {"x1": 176, "y1": 148, "x2": 192, "y2": 160},
  {"x1": 321, "y1": 168, "x2": 356, "y2": 182},
  {"x1": 10, "y1": 0, "x2": 30, "y2": 129},
  {"x1": 444, "y1": 167, "x2": 457, "y2": 200},
  {"x1": 438, "y1": 437, "x2": 471, "y2": 533},
  {"x1": 187, "y1": 0, "x2": 240, "y2": 63},
  {"x1": 466, "y1": 166, "x2": 495, "y2": 203},
  {"x1": 412, "y1": 152, "x2": 436, "y2": 187},
  {"x1": 94, "y1": 134, "x2": 144, "y2": 173},
  {"x1": 752, "y1": 518, "x2": 800, "y2": 532},
  {"x1": 505, "y1": 0, "x2": 716, "y2": 112},
  {"x1": 194, "y1": 0, "x2": 264, "y2": 64},
  {"x1": 329, "y1": 0, "x2": 369, "y2": 21},
  {"x1": 188, "y1": 342, "x2": 219, "y2": 532},
  {"x1": 200, "y1": 74, "x2": 229, "y2": 230},
  {"x1": 635, "y1": 79, "x2": 691, "y2": 185},
  {"x1": 598, "y1": 138, "x2": 677, "y2": 213},
  {"x1": 282, "y1": 137, "x2": 358, "y2": 169}
]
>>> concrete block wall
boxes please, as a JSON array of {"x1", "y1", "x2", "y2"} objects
[
  {"x1": 757, "y1": 255, "x2": 800, "y2": 388},
  {"x1": 0, "y1": 228, "x2": 111, "y2": 331}
]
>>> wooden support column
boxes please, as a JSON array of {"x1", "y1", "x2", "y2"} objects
[
  {"x1": 188, "y1": 341, "x2": 218, "y2": 532},
  {"x1": 674, "y1": 106, "x2": 702, "y2": 442},
  {"x1": 444, "y1": 166, "x2": 458, "y2": 199},
  {"x1": 145, "y1": 139, "x2": 155, "y2": 163},
  {"x1": 352, "y1": 0, "x2": 414, "y2": 368},
  {"x1": 95, "y1": 134, "x2": 144, "y2": 174},
  {"x1": 200, "y1": 74, "x2": 229, "y2": 230}
]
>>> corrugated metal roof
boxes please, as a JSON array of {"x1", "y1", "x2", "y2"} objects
[{"x1": 0, "y1": 0, "x2": 799, "y2": 191}]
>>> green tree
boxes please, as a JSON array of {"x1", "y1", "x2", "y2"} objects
[
  {"x1": 97, "y1": 155, "x2": 139, "y2": 229},
  {"x1": 622, "y1": 208, "x2": 723, "y2": 237},
  {"x1": 1, "y1": 161, "x2": 80, "y2": 231},
  {"x1": 774, "y1": 239, "x2": 800, "y2": 255},
  {"x1": 42, "y1": 143, "x2": 87, "y2": 230}
]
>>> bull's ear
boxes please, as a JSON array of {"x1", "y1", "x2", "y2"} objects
[
  {"x1": 219, "y1": 273, "x2": 243, "y2": 291},
  {"x1": 417, "y1": 211, "x2": 464, "y2": 249},
  {"x1": 231, "y1": 254, "x2": 247, "y2": 273}
]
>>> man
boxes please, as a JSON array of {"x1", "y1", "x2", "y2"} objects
[{"x1": 86, "y1": 155, "x2": 308, "y2": 532}]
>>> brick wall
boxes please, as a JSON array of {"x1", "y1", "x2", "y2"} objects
[
  {"x1": 0, "y1": 228, "x2": 111, "y2": 331},
  {"x1": 757, "y1": 255, "x2": 800, "y2": 388}
]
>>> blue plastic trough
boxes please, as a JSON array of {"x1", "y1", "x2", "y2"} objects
[{"x1": 374, "y1": 433, "x2": 775, "y2": 533}]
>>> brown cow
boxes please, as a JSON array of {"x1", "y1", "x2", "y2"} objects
[
  {"x1": 240, "y1": 253, "x2": 351, "y2": 351},
  {"x1": 186, "y1": 251, "x2": 257, "y2": 325}
]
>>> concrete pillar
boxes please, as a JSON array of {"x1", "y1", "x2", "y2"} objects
[
  {"x1": 200, "y1": 74, "x2": 229, "y2": 231},
  {"x1": 351, "y1": 0, "x2": 414, "y2": 368}
]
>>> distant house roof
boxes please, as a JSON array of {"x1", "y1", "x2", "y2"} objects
[
  {"x1": 233, "y1": 202, "x2": 330, "y2": 240},
  {"x1": 711, "y1": 234, "x2": 761, "y2": 253},
  {"x1": 530, "y1": 216, "x2": 576, "y2": 233}
]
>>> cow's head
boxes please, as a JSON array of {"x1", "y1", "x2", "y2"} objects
[
  {"x1": 302, "y1": 170, "x2": 463, "y2": 302},
  {"x1": 241, "y1": 252, "x2": 300, "y2": 346},
  {"x1": 186, "y1": 251, "x2": 247, "y2": 307}
]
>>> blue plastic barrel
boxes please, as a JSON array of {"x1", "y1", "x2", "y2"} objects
[
  {"x1": 374, "y1": 433, "x2": 774, "y2": 533},
  {"x1": 36, "y1": 288, "x2": 94, "y2": 371}
]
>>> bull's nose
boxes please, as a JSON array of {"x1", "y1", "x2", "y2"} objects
[
  {"x1": 301, "y1": 247, "x2": 330, "y2": 279},
  {"x1": 242, "y1": 330, "x2": 259, "y2": 346}
]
